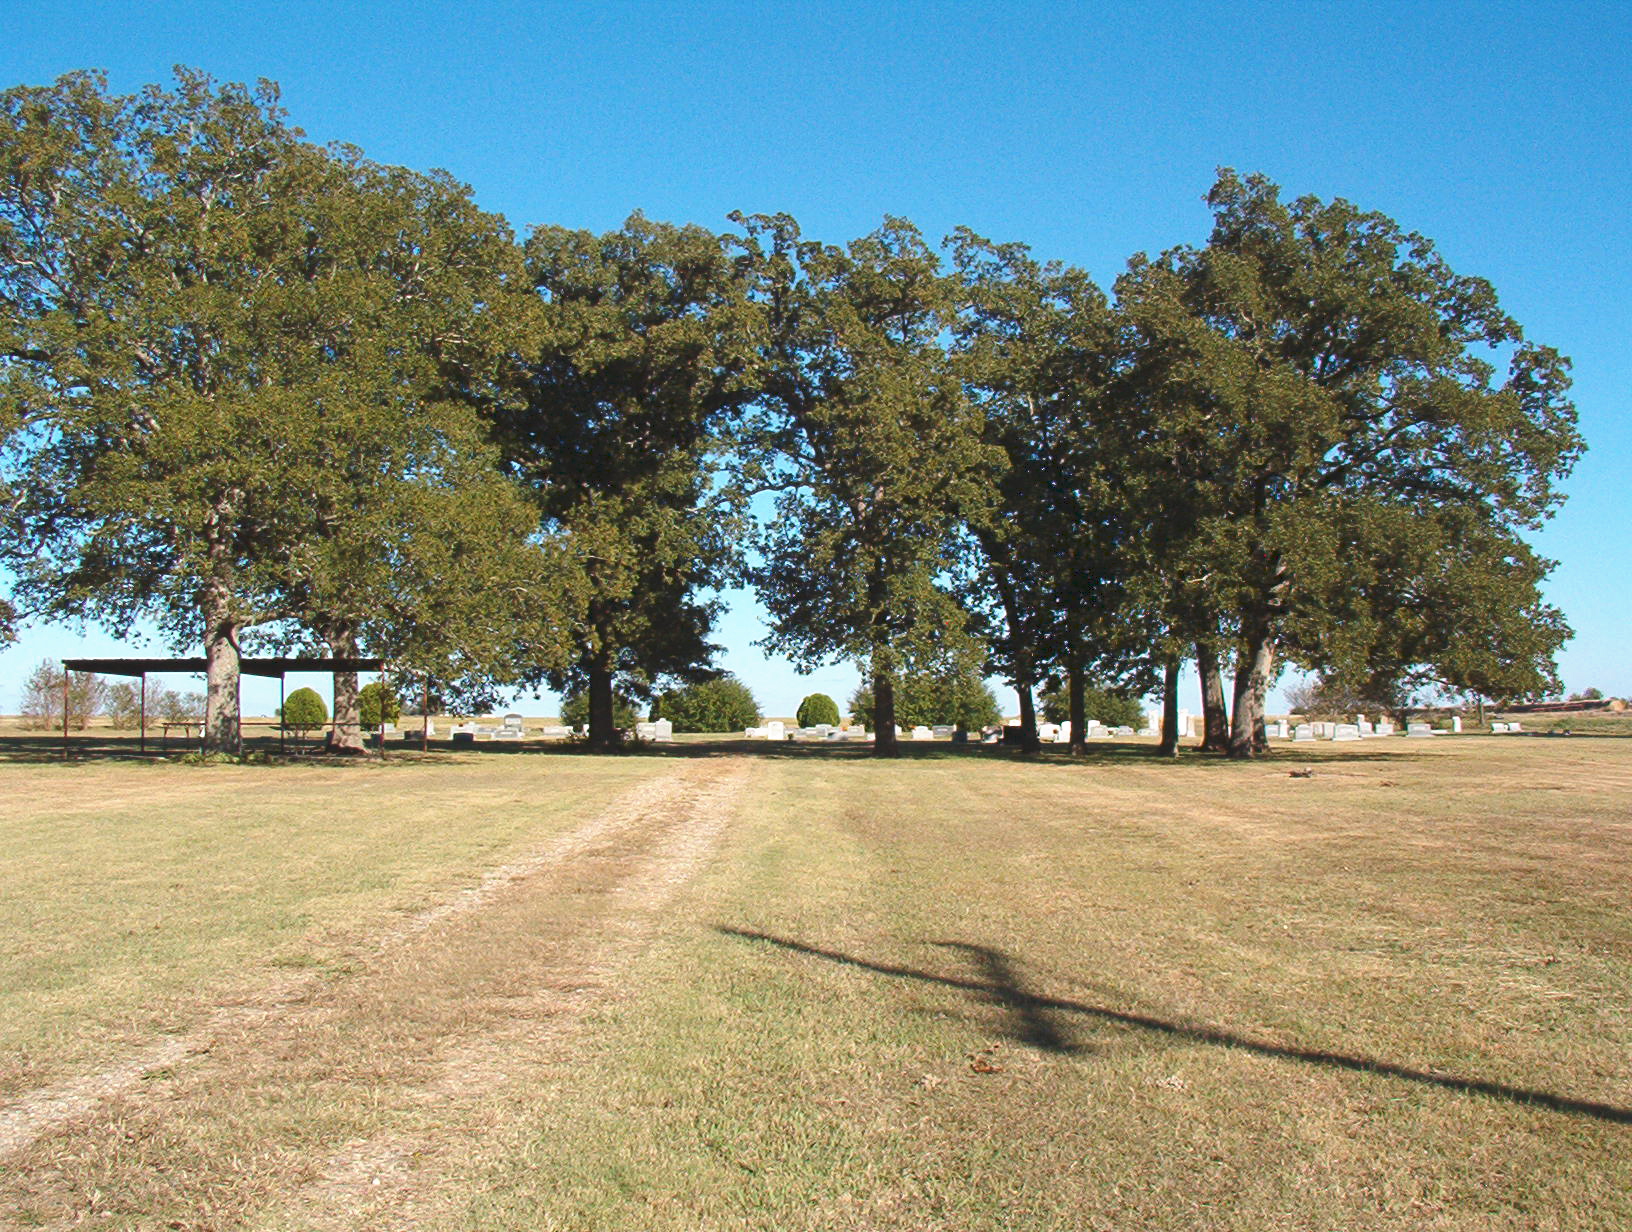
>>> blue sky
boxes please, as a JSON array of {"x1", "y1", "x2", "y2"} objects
[{"x1": 2, "y1": 0, "x2": 1627, "y2": 716}]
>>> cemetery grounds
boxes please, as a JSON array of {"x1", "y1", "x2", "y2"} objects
[{"x1": 0, "y1": 733, "x2": 1627, "y2": 1230}]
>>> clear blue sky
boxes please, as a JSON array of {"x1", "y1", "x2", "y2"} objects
[{"x1": 2, "y1": 0, "x2": 1627, "y2": 716}]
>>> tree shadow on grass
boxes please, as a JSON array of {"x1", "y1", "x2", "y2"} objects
[{"x1": 717, "y1": 926, "x2": 1632, "y2": 1126}]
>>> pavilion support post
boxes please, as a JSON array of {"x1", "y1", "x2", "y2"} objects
[
  {"x1": 422, "y1": 679, "x2": 431, "y2": 753},
  {"x1": 62, "y1": 668, "x2": 70, "y2": 760},
  {"x1": 378, "y1": 669, "x2": 388, "y2": 759},
  {"x1": 140, "y1": 673, "x2": 147, "y2": 755},
  {"x1": 279, "y1": 674, "x2": 286, "y2": 757}
]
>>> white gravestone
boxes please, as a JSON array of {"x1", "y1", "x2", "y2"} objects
[
  {"x1": 766, "y1": 720, "x2": 785, "y2": 741},
  {"x1": 1294, "y1": 724, "x2": 1315, "y2": 742},
  {"x1": 1333, "y1": 724, "x2": 1361, "y2": 741},
  {"x1": 1407, "y1": 722, "x2": 1433, "y2": 737}
]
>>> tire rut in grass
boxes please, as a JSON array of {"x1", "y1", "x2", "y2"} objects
[{"x1": 0, "y1": 757, "x2": 748, "y2": 1230}]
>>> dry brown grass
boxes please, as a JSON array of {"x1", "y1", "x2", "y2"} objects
[{"x1": 0, "y1": 737, "x2": 1627, "y2": 1230}]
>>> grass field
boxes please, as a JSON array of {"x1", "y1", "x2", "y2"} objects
[{"x1": 0, "y1": 737, "x2": 1627, "y2": 1230}]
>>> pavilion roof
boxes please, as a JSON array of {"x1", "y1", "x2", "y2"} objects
[{"x1": 61, "y1": 657, "x2": 385, "y2": 678}]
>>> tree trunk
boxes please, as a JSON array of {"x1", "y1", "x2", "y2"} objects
[
  {"x1": 325, "y1": 625, "x2": 366, "y2": 755},
  {"x1": 587, "y1": 657, "x2": 617, "y2": 752},
  {"x1": 1015, "y1": 680, "x2": 1040, "y2": 755},
  {"x1": 1067, "y1": 625, "x2": 1086, "y2": 755},
  {"x1": 202, "y1": 582, "x2": 242, "y2": 756},
  {"x1": 873, "y1": 668, "x2": 899, "y2": 758},
  {"x1": 989, "y1": 555, "x2": 1039, "y2": 755},
  {"x1": 1158, "y1": 656, "x2": 1180, "y2": 759},
  {"x1": 1197, "y1": 640, "x2": 1231, "y2": 753},
  {"x1": 1229, "y1": 619, "x2": 1275, "y2": 760}
]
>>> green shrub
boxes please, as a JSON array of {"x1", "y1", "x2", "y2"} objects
[
  {"x1": 651, "y1": 675, "x2": 761, "y2": 733},
  {"x1": 1040, "y1": 686, "x2": 1143, "y2": 729},
  {"x1": 795, "y1": 693, "x2": 841, "y2": 728},
  {"x1": 560, "y1": 689, "x2": 640, "y2": 730},
  {"x1": 850, "y1": 671, "x2": 1001, "y2": 731},
  {"x1": 281, "y1": 687, "x2": 328, "y2": 737},
  {"x1": 358, "y1": 681, "x2": 401, "y2": 730}
]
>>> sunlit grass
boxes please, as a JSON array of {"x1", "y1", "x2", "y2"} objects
[{"x1": 0, "y1": 738, "x2": 1627, "y2": 1229}]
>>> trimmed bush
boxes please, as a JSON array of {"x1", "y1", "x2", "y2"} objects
[
  {"x1": 281, "y1": 687, "x2": 328, "y2": 737},
  {"x1": 796, "y1": 693, "x2": 841, "y2": 728}
]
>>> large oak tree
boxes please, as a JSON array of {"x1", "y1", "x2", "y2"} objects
[
  {"x1": 1117, "y1": 171, "x2": 1581, "y2": 756},
  {"x1": 1, "y1": 71, "x2": 544, "y2": 752}
]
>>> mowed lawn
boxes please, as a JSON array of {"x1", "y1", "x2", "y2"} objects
[{"x1": 1, "y1": 737, "x2": 1629, "y2": 1230}]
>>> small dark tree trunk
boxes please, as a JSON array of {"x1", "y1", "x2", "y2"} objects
[
  {"x1": 989, "y1": 556, "x2": 1040, "y2": 755},
  {"x1": 1015, "y1": 680, "x2": 1041, "y2": 755},
  {"x1": 1197, "y1": 640, "x2": 1231, "y2": 753},
  {"x1": 873, "y1": 669, "x2": 899, "y2": 757},
  {"x1": 325, "y1": 625, "x2": 366, "y2": 755},
  {"x1": 587, "y1": 657, "x2": 617, "y2": 752},
  {"x1": 1158, "y1": 656, "x2": 1180, "y2": 759},
  {"x1": 1229, "y1": 618, "x2": 1275, "y2": 760},
  {"x1": 201, "y1": 581, "x2": 242, "y2": 757},
  {"x1": 1067, "y1": 632, "x2": 1087, "y2": 756}
]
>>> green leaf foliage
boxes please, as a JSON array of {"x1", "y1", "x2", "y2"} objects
[
  {"x1": 559, "y1": 689, "x2": 640, "y2": 732},
  {"x1": 795, "y1": 693, "x2": 841, "y2": 728},
  {"x1": 1039, "y1": 686, "x2": 1143, "y2": 729},
  {"x1": 733, "y1": 213, "x2": 996, "y2": 752},
  {"x1": 358, "y1": 682, "x2": 401, "y2": 731},
  {"x1": 498, "y1": 213, "x2": 755, "y2": 749},
  {"x1": 0, "y1": 69, "x2": 558, "y2": 752},
  {"x1": 1115, "y1": 169, "x2": 1582, "y2": 753},
  {"x1": 652, "y1": 675, "x2": 761, "y2": 733},
  {"x1": 280, "y1": 687, "x2": 328, "y2": 736},
  {"x1": 849, "y1": 663, "x2": 1000, "y2": 731}
]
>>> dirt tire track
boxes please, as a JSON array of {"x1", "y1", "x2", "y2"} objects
[
  {"x1": 258, "y1": 756, "x2": 750, "y2": 1231},
  {"x1": 0, "y1": 756, "x2": 742, "y2": 1224}
]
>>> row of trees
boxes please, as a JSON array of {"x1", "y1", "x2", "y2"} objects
[
  {"x1": 17, "y1": 658, "x2": 203, "y2": 729},
  {"x1": 0, "y1": 71, "x2": 1581, "y2": 759}
]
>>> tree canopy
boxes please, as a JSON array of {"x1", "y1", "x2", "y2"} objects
[
  {"x1": 0, "y1": 70, "x2": 1583, "y2": 761},
  {"x1": 735, "y1": 213, "x2": 995, "y2": 755},
  {"x1": 497, "y1": 214, "x2": 756, "y2": 750},
  {"x1": 0, "y1": 69, "x2": 553, "y2": 753}
]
